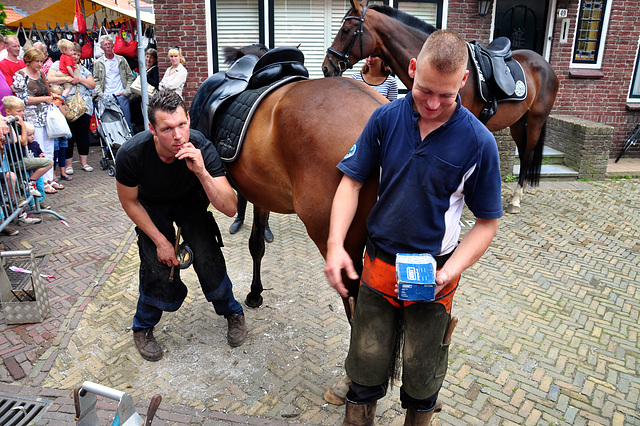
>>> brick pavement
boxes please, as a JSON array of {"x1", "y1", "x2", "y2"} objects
[{"x1": 0, "y1": 148, "x2": 639, "y2": 425}]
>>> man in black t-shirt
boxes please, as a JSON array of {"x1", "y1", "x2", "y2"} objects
[{"x1": 116, "y1": 90, "x2": 246, "y2": 361}]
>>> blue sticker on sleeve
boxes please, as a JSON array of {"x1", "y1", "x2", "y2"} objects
[{"x1": 343, "y1": 143, "x2": 357, "y2": 159}]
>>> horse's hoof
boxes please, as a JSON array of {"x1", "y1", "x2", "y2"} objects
[
  {"x1": 245, "y1": 293, "x2": 263, "y2": 308},
  {"x1": 507, "y1": 204, "x2": 521, "y2": 214},
  {"x1": 324, "y1": 387, "x2": 346, "y2": 406}
]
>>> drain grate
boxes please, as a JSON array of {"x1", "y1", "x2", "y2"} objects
[{"x1": 0, "y1": 392, "x2": 50, "y2": 425}]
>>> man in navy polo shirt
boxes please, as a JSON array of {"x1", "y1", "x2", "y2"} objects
[{"x1": 325, "y1": 30, "x2": 503, "y2": 425}]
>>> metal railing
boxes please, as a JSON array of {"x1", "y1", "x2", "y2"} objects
[{"x1": 1, "y1": 118, "x2": 65, "y2": 233}]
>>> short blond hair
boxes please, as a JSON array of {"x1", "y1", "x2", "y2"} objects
[
  {"x1": 50, "y1": 84, "x2": 63, "y2": 95},
  {"x1": 24, "y1": 122, "x2": 35, "y2": 133},
  {"x1": 58, "y1": 39, "x2": 74, "y2": 52},
  {"x1": 3, "y1": 96, "x2": 25, "y2": 113},
  {"x1": 416, "y1": 29, "x2": 468, "y2": 75}
]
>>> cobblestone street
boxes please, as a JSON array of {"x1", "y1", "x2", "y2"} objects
[{"x1": 0, "y1": 148, "x2": 638, "y2": 425}]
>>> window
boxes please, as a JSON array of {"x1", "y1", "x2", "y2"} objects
[
  {"x1": 628, "y1": 39, "x2": 640, "y2": 101},
  {"x1": 215, "y1": 0, "x2": 260, "y2": 72},
  {"x1": 395, "y1": 0, "x2": 442, "y2": 94},
  {"x1": 571, "y1": 0, "x2": 612, "y2": 68}
]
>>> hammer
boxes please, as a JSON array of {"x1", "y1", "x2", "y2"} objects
[{"x1": 168, "y1": 227, "x2": 182, "y2": 282}]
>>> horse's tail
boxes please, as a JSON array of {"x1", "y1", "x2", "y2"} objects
[{"x1": 526, "y1": 120, "x2": 546, "y2": 187}]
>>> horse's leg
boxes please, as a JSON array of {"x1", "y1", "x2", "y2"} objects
[
  {"x1": 506, "y1": 114, "x2": 529, "y2": 214},
  {"x1": 245, "y1": 206, "x2": 270, "y2": 308}
]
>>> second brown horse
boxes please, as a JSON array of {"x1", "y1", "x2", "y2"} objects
[{"x1": 323, "y1": 0, "x2": 560, "y2": 214}]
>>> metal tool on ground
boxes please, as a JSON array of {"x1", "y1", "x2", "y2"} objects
[{"x1": 74, "y1": 380, "x2": 162, "y2": 425}]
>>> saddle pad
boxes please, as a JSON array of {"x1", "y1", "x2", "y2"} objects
[
  {"x1": 467, "y1": 42, "x2": 527, "y2": 103},
  {"x1": 214, "y1": 75, "x2": 307, "y2": 162}
]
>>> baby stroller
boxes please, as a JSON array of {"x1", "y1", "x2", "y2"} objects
[{"x1": 93, "y1": 95, "x2": 132, "y2": 176}]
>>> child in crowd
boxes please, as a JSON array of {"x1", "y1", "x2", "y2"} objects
[
  {"x1": 56, "y1": 39, "x2": 76, "y2": 99},
  {"x1": 47, "y1": 85, "x2": 69, "y2": 191},
  {"x1": 1, "y1": 97, "x2": 43, "y2": 227},
  {"x1": 24, "y1": 122, "x2": 53, "y2": 210},
  {"x1": 3, "y1": 96, "x2": 53, "y2": 201}
]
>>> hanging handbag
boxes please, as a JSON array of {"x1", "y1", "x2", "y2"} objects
[
  {"x1": 94, "y1": 26, "x2": 108, "y2": 60},
  {"x1": 46, "y1": 103, "x2": 72, "y2": 138},
  {"x1": 145, "y1": 27, "x2": 157, "y2": 51},
  {"x1": 73, "y1": 0, "x2": 87, "y2": 33},
  {"x1": 18, "y1": 25, "x2": 32, "y2": 50},
  {"x1": 44, "y1": 25, "x2": 62, "y2": 62},
  {"x1": 131, "y1": 69, "x2": 157, "y2": 97},
  {"x1": 26, "y1": 25, "x2": 43, "y2": 51},
  {"x1": 114, "y1": 21, "x2": 137, "y2": 58},
  {"x1": 42, "y1": 73, "x2": 72, "y2": 138},
  {"x1": 75, "y1": 31, "x2": 93, "y2": 60},
  {"x1": 65, "y1": 90, "x2": 87, "y2": 122}
]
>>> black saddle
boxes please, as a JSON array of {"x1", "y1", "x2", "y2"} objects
[
  {"x1": 190, "y1": 54, "x2": 258, "y2": 140},
  {"x1": 190, "y1": 47, "x2": 309, "y2": 140},
  {"x1": 190, "y1": 46, "x2": 309, "y2": 161},
  {"x1": 468, "y1": 38, "x2": 527, "y2": 124},
  {"x1": 249, "y1": 46, "x2": 308, "y2": 89},
  {"x1": 471, "y1": 37, "x2": 515, "y2": 96}
]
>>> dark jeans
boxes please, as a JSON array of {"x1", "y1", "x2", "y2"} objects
[{"x1": 131, "y1": 198, "x2": 243, "y2": 331}]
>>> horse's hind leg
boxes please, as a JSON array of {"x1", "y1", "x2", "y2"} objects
[
  {"x1": 245, "y1": 206, "x2": 270, "y2": 308},
  {"x1": 507, "y1": 115, "x2": 529, "y2": 214}
]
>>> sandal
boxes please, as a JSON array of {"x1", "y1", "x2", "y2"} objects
[
  {"x1": 65, "y1": 167, "x2": 74, "y2": 175},
  {"x1": 60, "y1": 175, "x2": 73, "y2": 181},
  {"x1": 81, "y1": 164, "x2": 94, "y2": 172},
  {"x1": 51, "y1": 182, "x2": 65, "y2": 190},
  {"x1": 44, "y1": 184, "x2": 58, "y2": 194}
]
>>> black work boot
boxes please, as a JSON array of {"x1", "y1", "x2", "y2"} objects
[
  {"x1": 226, "y1": 313, "x2": 247, "y2": 347},
  {"x1": 343, "y1": 399, "x2": 376, "y2": 426},
  {"x1": 229, "y1": 216, "x2": 244, "y2": 234},
  {"x1": 133, "y1": 328, "x2": 163, "y2": 361},
  {"x1": 404, "y1": 402, "x2": 442, "y2": 425}
]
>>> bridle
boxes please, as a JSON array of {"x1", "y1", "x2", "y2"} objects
[{"x1": 325, "y1": 6, "x2": 367, "y2": 75}]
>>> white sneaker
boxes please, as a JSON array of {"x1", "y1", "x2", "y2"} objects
[
  {"x1": 17, "y1": 213, "x2": 42, "y2": 225},
  {"x1": 29, "y1": 182, "x2": 42, "y2": 197},
  {"x1": 65, "y1": 167, "x2": 74, "y2": 175}
]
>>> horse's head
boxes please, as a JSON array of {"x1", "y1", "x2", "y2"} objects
[
  {"x1": 323, "y1": 0, "x2": 437, "y2": 78},
  {"x1": 322, "y1": 0, "x2": 377, "y2": 77}
]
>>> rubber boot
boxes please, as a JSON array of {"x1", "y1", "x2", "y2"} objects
[
  {"x1": 404, "y1": 402, "x2": 442, "y2": 426},
  {"x1": 343, "y1": 399, "x2": 376, "y2": 426}
]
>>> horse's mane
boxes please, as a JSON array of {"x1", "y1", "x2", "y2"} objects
[
  {"x1": 222, "y1": 43, "x2": 269, "y2": 64},
  {"x1": 369, "y1": 5, "x2": 437, "y2": 35}
]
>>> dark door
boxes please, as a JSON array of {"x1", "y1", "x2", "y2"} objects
[{"x1": 494, "y1": 0, "x2": 548, "y2": 54}]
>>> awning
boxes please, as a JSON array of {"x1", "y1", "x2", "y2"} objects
[{"x1": 6, "y1": 0, "x2": 154, "y2": 29}]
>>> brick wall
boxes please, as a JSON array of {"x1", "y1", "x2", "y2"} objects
[
  {"x1": 548, "y1": 0, "x2": 640, "y2": 158},
  {"x1": 446, "y1": 0, "x2": 493, "y2": 43},
  {"x1": 153, "y1": 0, "x2": 210, "y2": 107},
  {"x1": 547, "y1": 115, "x2": 613, "y2": 180},
  {"x1": 153, "y1": 0, "x2": 639, "y2": 158}
]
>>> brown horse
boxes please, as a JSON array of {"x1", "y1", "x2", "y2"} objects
[
  {"x1": 323, "y1": 0, "x2": 559, "y2": 214},
  {"x1": 193, "y1": 46, "x2": 387, "y2": 315}
]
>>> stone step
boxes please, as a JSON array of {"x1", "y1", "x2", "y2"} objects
[
  {"x1": 513, "y1": 146, "x2": 579, "y2": 179},
  {"x1": 513, "y1": 164, "x2": 580, "y2": 181},
  {"x1": 514, "y1": 146, "x2": 566, "y2": 165}
]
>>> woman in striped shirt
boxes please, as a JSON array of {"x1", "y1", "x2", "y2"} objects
[{"x1": 351, "y1": 56, "x2": 398, "y2": 101}]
